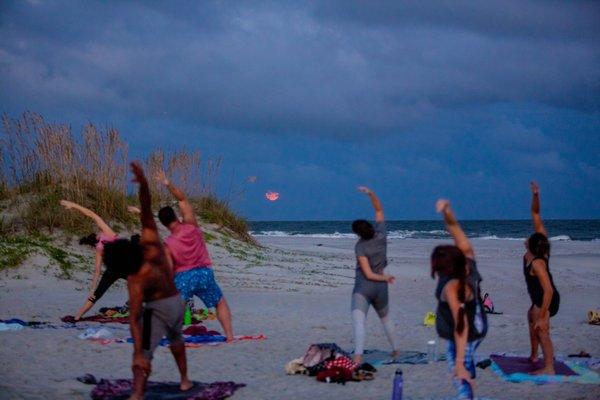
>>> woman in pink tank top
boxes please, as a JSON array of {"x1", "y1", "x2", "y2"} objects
[{"x1": 60, "y1": 200, "x2": 126, "y2": 321}]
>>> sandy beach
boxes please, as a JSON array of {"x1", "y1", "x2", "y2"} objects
[{"x1": 1, "y1": 233, "x2": 599, "y2": 399}]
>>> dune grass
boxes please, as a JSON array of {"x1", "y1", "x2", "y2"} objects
[{"x1": 0, "y1": 112, "x2": 254, "y2": 245}]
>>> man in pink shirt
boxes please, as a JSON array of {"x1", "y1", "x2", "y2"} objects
[{"x1": 156, "y1": 170, "x2": 233, "y2": 341}]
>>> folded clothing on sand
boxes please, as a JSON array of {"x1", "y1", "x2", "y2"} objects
[{"x1": 90, "y1": 378, "x2": 245, "y2": 400}]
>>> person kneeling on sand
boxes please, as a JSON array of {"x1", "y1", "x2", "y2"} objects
[
  {"x1": 523, "y1": 182, "x2": 560, "y2": 375},
  {"x1": 103, "y1": 162, "x2": 192, "y2": 400},
  {"x1": 155, "y1": 169, "x2": 234, "y2": 341}
]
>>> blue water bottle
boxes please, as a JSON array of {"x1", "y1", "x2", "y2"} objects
[{"x1": 391, "y1": 368, "x2": 403, "y2": 400}]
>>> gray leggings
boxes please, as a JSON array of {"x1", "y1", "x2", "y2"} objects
[{"x1": 351, "y1": 292, "x2": 397, "y2": 355}]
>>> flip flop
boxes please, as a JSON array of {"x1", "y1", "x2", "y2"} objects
[
  {"x1": 568, "y1": 351, "x2": 591, "y2": 358},
  {"x1": 76, "y1": 374, "x2": 97, "y2": 385}
]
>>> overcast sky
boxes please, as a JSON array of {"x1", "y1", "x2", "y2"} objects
[{"x1": 1, "y1": 1, "x2": 599, "y2": 220}]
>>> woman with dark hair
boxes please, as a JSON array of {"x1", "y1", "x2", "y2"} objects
[
  {"x1": 434, "y1": 199, "x2": 487, "y2": 400},
  {"x1": 350, "y1": 186, "x2": 398, "y2": 364},
  {"x1": 60, "y1": 200, "x2": 133, "y2": 321},
  {"x1": 524, "y1": 182, "x2": 560, "y2": 375}
]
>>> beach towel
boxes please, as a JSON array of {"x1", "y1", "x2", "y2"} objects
[
  {"x1": 90, "y1": 378, "x2": 245, "y2": 400},
  {"x1": 362, "y1": 349, "x2": 447, "y2": 366},
  {"x1": 62, "y1": 315, "x2": 130, "y2": 324},
  {"x1": 490, "y1": 354, "x2": 600, "y2": 385},
  {"x1": 95, "y1": 334, "x2": 266, "y2": 348}
]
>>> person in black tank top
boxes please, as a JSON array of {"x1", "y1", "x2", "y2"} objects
[
  {"x1": 524, "y1": 182, "x2": 560, "y2": 375},
  {"x1": 433, "y1": 199, "x2": 487, "y2": 400}
]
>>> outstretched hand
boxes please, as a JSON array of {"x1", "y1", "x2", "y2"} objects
[
  {"x1": 154, "y1": 169, "x2": 169, "y2": 186},
  {"x1": 436, "y1": 199, "x2": 450, "y2": 214},
  {"x1": 130, "y1": 162, "x2": 147, "y2": 184},
  {"x1": 530, "y1": 181, "x2": 539, "y2": 195},
  {"x1": 357, "y1": 186, "x2": 372, "y2": 195},
  {"x1": 454, "y1": 364, "x2": 475, "y2": 388},
  {"x1": 59, "y1": 200, "x2": 76, "y2": 210}
]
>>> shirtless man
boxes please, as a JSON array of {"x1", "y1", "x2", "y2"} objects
[{"x1": 102, "y1": 162, "x2": 192, "y2": 399}]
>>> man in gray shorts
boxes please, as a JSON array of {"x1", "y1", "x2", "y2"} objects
[
  {"x1": 103, "y1": 162, "x2": 193, "y2": 399},
  {"x1": 351, "y1": 186, "x2": 399, "y2": 364}
]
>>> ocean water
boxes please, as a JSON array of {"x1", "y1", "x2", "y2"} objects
[{"x1": 249, "y1": 220, "x2": 600, "y2": 241}]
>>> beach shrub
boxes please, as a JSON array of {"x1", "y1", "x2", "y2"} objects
[
  {"x1": 0, "y1": 235, "x2": 86, "y2": 277},
  {"x1": 0, "y1": 112, "x2": 254, "y2": 244}
]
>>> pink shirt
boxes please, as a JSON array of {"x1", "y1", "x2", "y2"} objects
[
  {"x1": 164, "y1": 223, "x2": 212, "y2": 273},
  {"x1": 96, "y1": 233, "x2": 118, "y2": 252}
]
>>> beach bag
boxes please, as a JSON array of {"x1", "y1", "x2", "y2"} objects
[
  {"x1": 303, "y1": 345, "x2": 334, "y2": 368},
  {"x1": 303, "y1": 343, "x2": 350, "y2": 368},
  {"x1": 316, "y1": 367, "x2": 353, "y2": 384},
  {"x1": 324, "y1": 356, "x2": 358, "y2": 375}
]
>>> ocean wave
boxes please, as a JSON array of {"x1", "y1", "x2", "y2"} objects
[
  {"x1": 549, "y1": 235, "x2": 571, "y2": 241},
  {"x1": 475, "y1": 235, "x2": 525, "y2": 241},
  {"x1": 249, "y1": 230, "x2": 583, "y2": 241}
]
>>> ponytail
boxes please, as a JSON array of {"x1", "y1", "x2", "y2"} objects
[{"x1": 456, "y1": 276, "x2": 467, "y2": 334}]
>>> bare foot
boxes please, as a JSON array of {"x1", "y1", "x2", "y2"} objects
[
  {"x1": 226, "y1": 336, "x2": 234, "y2": 342},
  {"x1": 180, "y1": 378, "x2": 193, "y2": 391},
  {"x1": 352, "y1": 354, "x2": 363, "y2": 364},
  {"x1": 532, "y1": 366, "x2": 555, "y2": 375},
  {"x1": 528, "y1": 355, "x2": 538, "y2": 364}
]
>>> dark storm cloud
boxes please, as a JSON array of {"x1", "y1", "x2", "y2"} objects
[{"x1": 1, "y1": 0, "x2": 598, "y2": 136}]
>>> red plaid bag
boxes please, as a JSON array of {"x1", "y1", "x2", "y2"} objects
[{"x1": 324, "y1": 356, "x2": 358, "y2": 374}]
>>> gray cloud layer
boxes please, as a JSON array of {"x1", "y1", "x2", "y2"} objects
[{"x1": 1, "y1": 0, "x2": 598, "y2": 136}]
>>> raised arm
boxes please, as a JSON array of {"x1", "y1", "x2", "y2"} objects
[
  {"x1": 131, "y1": 162, "x2": 161, "y2": 260},
  {"x1": 436, "y1": 199, "x2": 474, "y2": 259},
  {"x1": 358, "y1": 186, "x2": 384, "y2": 222},
  {"x1": 530, "y1": 182, "x2": 547, "y2": 236},
  {"x1": 156, "y1": 170, "x2": 198, "y2": 227},
  {"x1": 60, "y1": 200, "x2": 115, "y2": 237}
]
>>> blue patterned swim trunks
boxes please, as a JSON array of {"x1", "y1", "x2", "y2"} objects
[{"x1": 174, "y1": 267, "x2": 223, "y2": 308}]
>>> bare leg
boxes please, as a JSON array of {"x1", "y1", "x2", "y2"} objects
[
  {"x1": 533, "y1": 311, "x2": 555, "y2": 375},
  {"x1": 215, "y1": 297, "x2": 234, "y2": 341},
  {"x1": 130, "y1": 365, "x2": 148, "y2": 400},
  {"x1": 170, "y1": 341, "x2": 193, "y2": 391},
  {"x1": 527, "y1": 305, "x2": 540, "y2": 363},
  {"x1": 75, "y1": 300, "x2": 95, "y2": 321}
]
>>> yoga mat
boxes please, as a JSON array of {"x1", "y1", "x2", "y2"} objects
[
  {"x1": 90, "y1": 379, "x2": 245, "y2": 400},
  {"x1": 362, "y1": 349, "x2": 446, "y2": 366},
  {"x1": 490, "y1": 355, "x2": 577, "y2": 376},
  {"x1": 490, "y1": 354, "x2": 600, "y2": 385}
]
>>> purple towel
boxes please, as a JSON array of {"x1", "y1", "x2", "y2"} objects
[
  {"x1": 490, "y1": 355, "x2": 578, "y2": 376},
  {"x1": 90, "y1": 379, "x2": 245, "y2": 400}
]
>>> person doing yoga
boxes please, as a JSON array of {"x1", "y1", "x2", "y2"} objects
[
  {"x1": 524, "y1": 182, "x2": 560, "y2": 375},
  {"x1": 155, "y1": 170, "x2": 233, "y2": 341},
  {"x1": 351, "y1": 186, "x2": 398, "y2": 364},
  {"x1": 60, "y1": 200, "x2": 126, "y2": 321},
  {"x1": 434, "y1": 199, "x2": 487, "y2": 400},
  {"x1": 103, "y1": 162, "x2": 192, "y2": 399}
]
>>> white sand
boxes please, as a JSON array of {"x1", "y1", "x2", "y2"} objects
[{"x1": 1, "y1": 233, "x2": 599, "y2": 399}]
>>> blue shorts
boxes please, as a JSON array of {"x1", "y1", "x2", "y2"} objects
[{"x1": 174, "y1": 267, "x2": 223, "y2": 308}]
